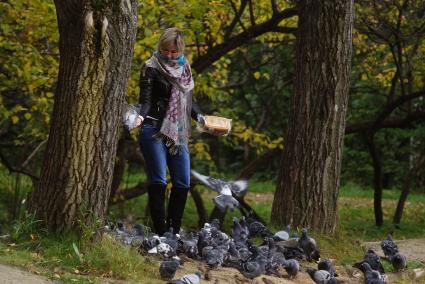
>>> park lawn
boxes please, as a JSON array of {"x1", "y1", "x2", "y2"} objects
[{"x1": 0, "y1": 179, "x2": 424, "y2": 283}]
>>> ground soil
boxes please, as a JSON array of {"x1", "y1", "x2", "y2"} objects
[{"x1": 0, "y1": 263, "x2": 54, "y2": 284}]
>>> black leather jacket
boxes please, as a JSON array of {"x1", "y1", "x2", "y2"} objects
[{"x1": 138, "y1": 66, "x2": 202, "y2": 123}]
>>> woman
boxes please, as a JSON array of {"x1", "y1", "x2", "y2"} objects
[{"x1": 134, "y1": 27, "x2": 205, "y2": 235}]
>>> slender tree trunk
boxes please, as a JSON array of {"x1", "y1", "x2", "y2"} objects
[
  {"x1": 364, "y1": 133, "x2": 384, "y2": 226},
  {"x1": 393, "y1": 149, "x2": 425, "y2": 225},
  {"x1": 271, "y1": 0, "x2": 353, "y2": 233},
  {"x1": 28, "y1": 0, "x2": 138, "y2": 232}
]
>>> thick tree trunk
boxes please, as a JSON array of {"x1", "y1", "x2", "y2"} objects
[
  {"x1": 271, "y1": 0, "x2": 353, "y2": 233},
  {"x1": 28, "y1": 0, "x2": 138, "y2": 232}
]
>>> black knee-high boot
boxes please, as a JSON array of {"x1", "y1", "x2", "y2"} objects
[
  {"x1": 148, "y1": 183, "x2": 166, "y2": 236},
  {"x1": 167, "y1": 187, "x2": 189, "y2": 234}
]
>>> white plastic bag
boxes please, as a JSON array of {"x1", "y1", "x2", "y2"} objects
[{"x1": 122, "y1": 103, "x2": 141, "y2": 131}]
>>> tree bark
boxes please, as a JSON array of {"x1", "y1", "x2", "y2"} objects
[
  {"x1": 271, "y1": 0, "x2": 353, "y2": 233},
  {"x1": 28, "y1": 0, "x2": 138, "y2": 232}
]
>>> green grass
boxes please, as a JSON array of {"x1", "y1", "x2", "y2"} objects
[
  {"x1": 340, "y1": 182, "x2": 425, "y2": 202},
  {"x1": 0, "y1": 231, "x2": 162, "y2": 284}
]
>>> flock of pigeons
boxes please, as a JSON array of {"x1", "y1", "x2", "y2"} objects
[
  {"x1": 353, "y1": 234, "x2": 408, "y2": 283},
  {"x1": 102, "y1": 171, "x2": 408, "y2": 283},
  {"x1": 103, "y1": 217, "x2": 408, "y2": 284}
]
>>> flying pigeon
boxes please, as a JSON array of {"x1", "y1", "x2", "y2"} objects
[
  {"x1": 160, "y1": 259, "x2": 180, "y2": 280},
  {"x1": 191, "y1": 170, "x2": 248, "y2": 197},
  {"x1": 168, "y1": 271, "x2": 202, "y2": 284},
  {"x1": 213, "y1": 194, "x2": 239, "y2": 212}
]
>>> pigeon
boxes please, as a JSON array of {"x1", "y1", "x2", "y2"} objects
[
  {"x1": 318, "y1": 259, "x2": 338, "y2": 277},
  {"x1": 160, "y1": 259, "x2": 180, "y2": 280},
  {"x1": 389, "y1": 252, "x2": 407, "y2": 271},
  {"x1": 381, "y1": 234, "x2": 398, "y2": 258},
  {"x1": 354, "y1": 249, "x2": 385, "y2": 274},
  {"x1": 232, "y1": 217, "x2": 247, "y2": 241},
  {"x1": 306, "y1": 268, "x2": 332, "y2": 284},
  {"x1": 248, "y1": 220, "x2": 271, "y2": 238},
  {"x1": 211, "y1": 218, "x2": 221, "y2": 230},
  {"x1": 191, "y1": 170, "x2": 248, "y2": 198},
  {"x1": 273, "y1": 225, "x2": 291, "y2": 241},
  {"x1": 282, "y1": 259, "x2": 299, "y2": 279},
  {"x1": 356, "y1": 262, "x2": 386, "y2": 284},
  {"x1": 298, "y1": 228, "x2": 319, "y2": 261},
  {"x1": 380, "y1": 234, "x2": 407, "y2": 271},
  {"x1": 178, "y1": 232, "x2": 199, "y2": 259},
  {"x1": 240, "y1": 257, "x2": 267, "y2": 279},
  {"x1": 148, "y1": 237, "x2": 176, "y2": 259},
  {"x1": 205, "y1": 246, "x2": 225, "y2": 267},
  {"x1": 213, "y1": 194, "x2": 239, "y2": 212},
  {"x1": 168, "y1": 271, "x2": 201, "y2": 284}
]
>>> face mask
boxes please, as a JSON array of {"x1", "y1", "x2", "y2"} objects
[{"x1": 176, "y1": 55, "x2": 186, "y2": 66}]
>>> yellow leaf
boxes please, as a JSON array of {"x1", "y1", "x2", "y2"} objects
[
  {"x1": 11, "y1": 116, "x2": 19, "y2": 124},
  {"x1": 24, "y1": 113, "x2": 32, "y2": 120},
  {"x1": 253, "y1": 72, "x2": 261, "y2": 80}
]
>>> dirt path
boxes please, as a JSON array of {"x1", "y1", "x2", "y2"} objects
[{"x1": 0, "y1": 263, "x2": 54, "y2": 284}]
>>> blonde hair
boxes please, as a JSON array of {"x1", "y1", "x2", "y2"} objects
[{"x1": 157, "y1": 27, "x2": 185, "y2": 54}]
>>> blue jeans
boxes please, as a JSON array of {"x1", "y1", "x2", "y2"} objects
[{"x1": 139, "y1": 123, "x2": 190, "y2": 188}]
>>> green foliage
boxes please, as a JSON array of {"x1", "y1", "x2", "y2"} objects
[{"x1": 10, "y1": 211, "x2": 44, "y2": 242}]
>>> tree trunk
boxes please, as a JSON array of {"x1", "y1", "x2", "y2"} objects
[
  {"x1": 271, "y1": 0, "x2": 353, "y2": 233},
  {"x1": 393, "y1": 149, "x2": 425, "y2": 226},
  {"x1": 28, "y1": 0, "x2": 138, "y2": 232},
  {"x1": 364, "y1": 133, "x2": 384, "y2": 226}
]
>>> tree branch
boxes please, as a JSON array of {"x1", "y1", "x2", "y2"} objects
[
  {"x1": 192, "y1": 7, "x2": 297, "y2": 73},
  {"x1": 346, "y1": 111, "x2": 425, "y2": 134}
]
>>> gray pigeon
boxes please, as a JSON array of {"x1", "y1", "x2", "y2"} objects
[
  {"x1": 160, "y1": 259, "x2": 180, "y2": 280},
  {"x1": 381, "y1": 234, "x2": 398, "y2": 258},
  {"x1": 273, "y1": 224, "x2": 291, "y2": 241},
  {"x1": 168, "y1": 271, "x2": 201, "y2": 284},
  {"x1": 191, "y1": 170, "x2": 248, "y2": 198},
  {"x1": 232, "y1": 217, "x2": 247, "y2": 241},
  {"x1": 213, "y1": 194, "x2": 239, "y2": 212},
  {"x1": 358, "y1": 262, "x2": 386, "y2": 284},
  {"x1": 354, "y1": 249, "x2": 385, "y2": 274},
  {"x1": 248, "y1": 220, "x2": 271, "y2": 238},
  {"x1": 298, "y1": 228, "x2": 319, "y2": 261},
  {"x1": 318, "y1": 259, "x2": 338, "y2": 277},
  {"x1": 389, "y1": 252, "x2": 407, "y2": 271},
  {"x1": 205, "y1": 247, "x2": 225, "y2": 267},
  {"x1": 282, "y1": 259, "x2": 299, "y2": 279},
  {"x1": 306, "y1": 268, "x2": 331, "y2": 284},
  {"x1": 240, "y1": 258, "x2": 267, "y2": 279}
]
